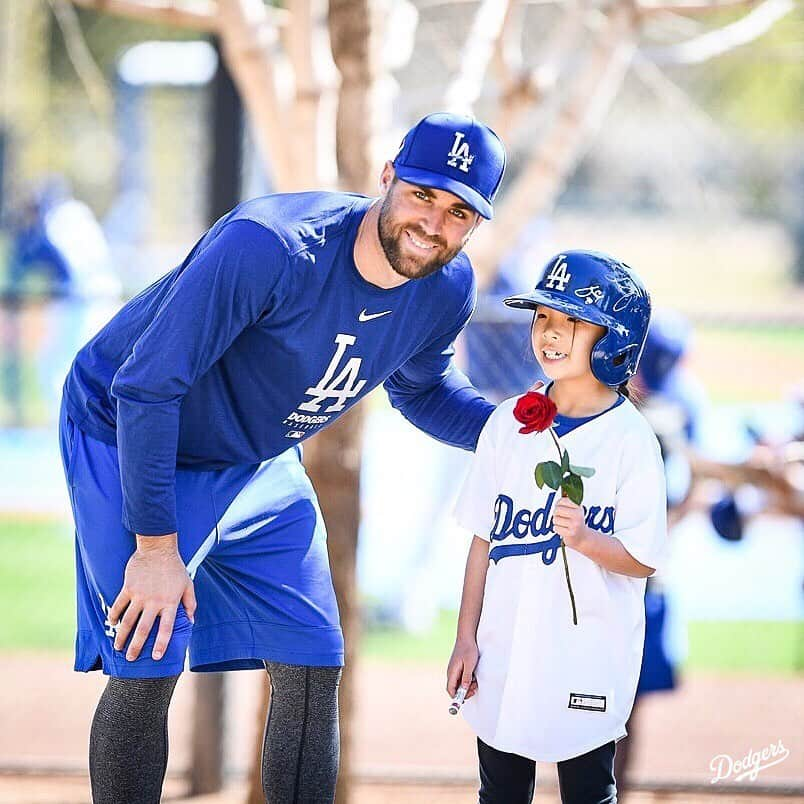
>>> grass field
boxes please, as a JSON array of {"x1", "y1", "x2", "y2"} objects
[
  {"x1": 1, "y1": 518, "x2": 801, "y2": 673},
  {"x1": 362, "y1": 613, "x2": 804, "y2": 674}
]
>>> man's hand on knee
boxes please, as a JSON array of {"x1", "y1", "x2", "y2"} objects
[{"x1": 108, "y1": 533, "x2": 197, "y2": 662}]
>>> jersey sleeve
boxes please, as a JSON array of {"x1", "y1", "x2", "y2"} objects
[
  {"x1": 383, "y1": 272, "x2": 494, "y2": 451},
  {"x1": 453, "y1": 412, "x2": 499, "y2": 540},
  {"x1": 110, "y1": 219, "x2": 287, "y2": 535},
  {"x1": 613, "y1": 427, "x2": 668, "y2": 575}
]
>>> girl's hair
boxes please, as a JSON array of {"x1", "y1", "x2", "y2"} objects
[{"x1": 617, "y1": 379, "x2": 643, "y2": 405}]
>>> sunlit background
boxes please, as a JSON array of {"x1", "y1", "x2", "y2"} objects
[{"x1": 0, "y1": 1, "x2": 801, "y2": 802}]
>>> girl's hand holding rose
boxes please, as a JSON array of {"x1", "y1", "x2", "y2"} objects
[{"x1": 552, "y1": 496, "x2": 590, "y2": 550}]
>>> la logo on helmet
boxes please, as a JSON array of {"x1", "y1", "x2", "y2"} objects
[{"x1": 545, "y1": 255, "x2": 572, "y2": 291}]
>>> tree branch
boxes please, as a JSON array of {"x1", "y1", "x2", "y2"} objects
[
  {"x1": 632, "y1": 56, "x2": 729, "y2": 147},
  {"x1": 68, "y1": 0, "x2": 221, "y2": 31},
  {"x1": 491, "y1": 0, "x2": 525, "y2": 88},
  {"x1": 492, "y1": 1, "x2": 586, "y2": 142},
  {"x1": 443, "y1": 0, "x2": 516, "y2": 115},
  {"x1": 285, "y1": 0, "x2": 324, "y2": 188},
  {"x1": 637, "y1": 0, "x2": 760, "y2": 14},
  {"x1": 50, "y1": 0, "x2": 113, "y2": 117},
  {"x1": 643, "y1": 0, "x2": 794, "y2": 64},
  {"x1": 68, "y1": 0, "x2": 289, "y2": 31},
  {"x1": 328, "y1": 0, "x2": 384, "y2": 194},
  {"x1": 217, "y1": 0, "x2": 295, "y2": 189},
  {"x1": 469, "y1": 2, "x2": 638, "y2": 285}
]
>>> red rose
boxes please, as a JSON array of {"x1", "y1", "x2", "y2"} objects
[{"x1": 513, "y1": 391, "x2": 557, "y2": 434}]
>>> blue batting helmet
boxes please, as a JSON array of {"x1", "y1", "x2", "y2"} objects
[{"x1": 503, "y1": 250, "x2": 652, "y2": 387}]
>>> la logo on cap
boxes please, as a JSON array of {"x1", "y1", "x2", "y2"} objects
[{"x1": 446, "y1": 131, "x2": 474, "y2": 173}]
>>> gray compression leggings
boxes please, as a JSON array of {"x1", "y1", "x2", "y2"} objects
[{"x1": 88, "y1": 663, "x2": 341, "y2": 804}]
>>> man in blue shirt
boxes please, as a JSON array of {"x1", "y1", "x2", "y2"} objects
[{"x1": 59, "y1": 113, "x2": 505, "y2": 803}]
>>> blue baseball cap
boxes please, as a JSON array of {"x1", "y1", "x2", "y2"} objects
[{"x1": 392, "y1": 112, "x2": 506, "y2": 219}]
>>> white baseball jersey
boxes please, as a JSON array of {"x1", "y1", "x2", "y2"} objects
[{"x1": 454, "y1": 391, "x2": 667, "y2": 763}]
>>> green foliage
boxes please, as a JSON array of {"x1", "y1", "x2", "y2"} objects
[
  {"x1": 535, "y1": 452, "x2": 593, "y2": 504},
  {"x1": 48, "y1": 7, "x2": 204, "y2": 82},
  {"x1": 362, "y1": 612, "x2": 803, "y2": 674},
  {"x1": 0, "y1": 518, "x2": 74, "y2": 651},
  {"x1": 561, "y1": 473, "x2": 584, "y2": 505},
  {"x1": 685, "y1": 620, "x2": 803, "y2": 674},
  {"x1": 540, "y1": 461, "x2": 563, "y2": 489},
  {"x1": 677, "y1": 6, "x2": 804, "y2": 133},
  {"x1": 569, "y1": 464, "x2": 595, "y2": 479}
]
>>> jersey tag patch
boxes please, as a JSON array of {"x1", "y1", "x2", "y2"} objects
[{"x1": 568, "y1": 693, "x2": 606, "y2": 712}]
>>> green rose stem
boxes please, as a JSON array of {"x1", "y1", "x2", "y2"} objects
[{"x1": 547, "y1": 427, "x2": 578, "y2": 626}]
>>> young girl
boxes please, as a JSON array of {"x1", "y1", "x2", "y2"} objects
[{"x1": 448, "y1": 250, "x2": 667, "y2": 804}]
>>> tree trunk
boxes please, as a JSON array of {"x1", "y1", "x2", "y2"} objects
[
  {"x1": 217, "y1": 0, "x2": 296, "y2": 189},
  {"x1": 468, "y1": 1, "x2": 638, "y2": 286},
  {"x1": 190, "y1": 38, "x2": 244, "y2": 796},
  {"x1": 286, "y1": 0, "x2": 324, "y2": 189},
  {"x1": 189, "y1": 673, "x2": 227, "y2": 794},
  {"x1": 247, "y1": 0, "x2": 383, "y2": 798},
  {"x1": 329, "y1": 0, "x2": 383, "y2": 194},
  {"x1": 302, "y1": 407, "x2": 365, "y2": 804},
  {"x1": 246, "y1": 675, "x2": 270, "y2": 804},
  {"x1": 313, "y1": 3, "x2": 384, "y2": 801}
]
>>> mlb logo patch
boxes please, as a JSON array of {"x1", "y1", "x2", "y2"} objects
[{"x1": 568, "y1": 693, "x2": 606, "y2": 712}]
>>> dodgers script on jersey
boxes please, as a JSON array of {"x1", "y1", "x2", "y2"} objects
[
  {"x1": 63, "y1": 192, "x2": 493, "y2": 536},
  {"x1": 454, "y1": 391, "x2": 667, "y2": 763}
]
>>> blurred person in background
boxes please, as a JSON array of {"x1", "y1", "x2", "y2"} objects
[
  {"x1": 614, "y1": 313, "x2": 803, "y2": 795},
  {"x1": 2, "y1": 178, "x2": 121, "y2": 425},
  {"x1": 614, "y1": 311, "x2": 700, "y2": 795}
]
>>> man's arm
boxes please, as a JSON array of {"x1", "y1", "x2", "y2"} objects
[
  {"x1": 383, "y1": 287, "x2": 493, "y2": 451},
  {"x1": 107, "y1": 220, "x2": 287, "y2": 660},
  {"x1": 111, "y1": 220, "x2": 286, "y2": 536}
]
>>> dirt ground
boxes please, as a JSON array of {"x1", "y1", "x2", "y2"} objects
[
  {"x1": 2, "y1": 778, "x2": 801, "y2": 804},
  {"x1": 1, "y1": 654, "x2": 802, "y2": 803}
]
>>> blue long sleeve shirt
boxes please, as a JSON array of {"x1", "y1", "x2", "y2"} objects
[{"x1": 63, "y1": 192, "x2": 493, "y2": 535}]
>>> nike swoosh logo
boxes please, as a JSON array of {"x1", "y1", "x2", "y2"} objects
[{"x1": 358, "y1": 309, "x2": 392, "y2": 322}]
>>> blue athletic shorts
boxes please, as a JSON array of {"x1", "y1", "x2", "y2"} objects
[{"x1": 58, "y1": 399, "x2": 344, "y2": 678}]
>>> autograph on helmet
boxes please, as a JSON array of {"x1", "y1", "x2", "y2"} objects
[
  {"x1": 574, "y1": 285, "x2": 604, "y2": 305},
  {"x1": 608, "y1": 268, "x2": 642, "y2": 312}
]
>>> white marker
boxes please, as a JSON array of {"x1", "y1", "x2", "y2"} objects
[{"x1": 449, "y1": 685, "x2": 469, "y2": 716}]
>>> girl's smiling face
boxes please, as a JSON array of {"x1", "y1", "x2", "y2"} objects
[{"x1": 531, "y1": 305, "x2": 607, "y2": 382}]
